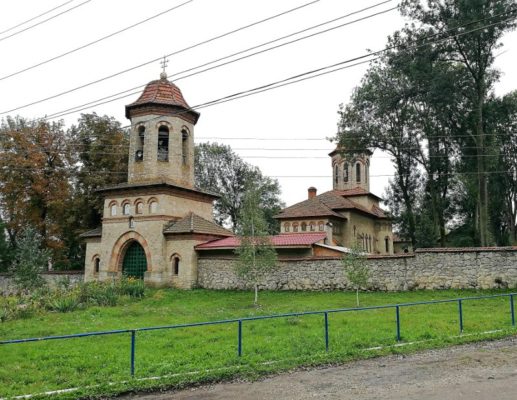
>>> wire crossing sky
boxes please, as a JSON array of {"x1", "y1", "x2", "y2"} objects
[{"x1": 0, "y1": 0, "x2": 515, "y2": 207}]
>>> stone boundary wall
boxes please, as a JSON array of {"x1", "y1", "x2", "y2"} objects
[
  {"x1": 198, "y1": 247, "x2": 517, "y2": 291},
  {"x1": 0, "y1": 271, "x2": 84, "y2": 295}
]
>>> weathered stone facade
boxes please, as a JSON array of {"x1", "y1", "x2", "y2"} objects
[
  {"x1": 82, "y1": 75, "x2": 233, "y2": 289},
  {"x1": 198, "y1": 247, "x2": 517, "y2": 291},
  {"x1": 0, "y1": 271, "x2": 84, "y2": 295}
]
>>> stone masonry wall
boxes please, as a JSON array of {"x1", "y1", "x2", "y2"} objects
[
  {"x1": 198, "y1": 248, "x2": 517, "y2": 291},
  {"x1": 0, "y1": 271, "x2": 84, "y2": 295}
]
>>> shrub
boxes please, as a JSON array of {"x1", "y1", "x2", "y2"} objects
[
  {"x1": 9, "y1": 227, "x2": 49, "y2": 292},
  {"x1": 117, "y1": 276, "x2": 145, "y2": 298},
  {"x1": 47, "y1": 295, "x2": 80, "y2": 313}
]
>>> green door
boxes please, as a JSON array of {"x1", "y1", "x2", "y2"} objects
[{"x1": 122, "y1": 241, "x2": 147, "y2": 279}]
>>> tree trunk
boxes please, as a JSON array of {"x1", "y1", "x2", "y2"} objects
[
  {"x1": 356, "y1": 288, "x2": 359, "y2": 307},
  {"x1": 475, "y1": 79, "x2": 491, "y2": 246},
  {"x1": 254, "y1": 283, "x2": 258, "y2": 305}
]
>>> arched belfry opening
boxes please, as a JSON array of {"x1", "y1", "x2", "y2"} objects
[{"x1": 122, "y1": 241, "x2": 147, "y2": 279}]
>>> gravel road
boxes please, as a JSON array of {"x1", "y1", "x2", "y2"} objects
[{"x1": 123, "y1": 337, "x2": 517, "y2": 400}]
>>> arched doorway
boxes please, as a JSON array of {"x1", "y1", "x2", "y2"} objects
[{"x1": 122, "y1": 241, "x2": 147, "y2": 279}]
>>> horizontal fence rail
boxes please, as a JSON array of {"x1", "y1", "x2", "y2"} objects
[{"x1": 1, "y1": 293, "x2": 516, "y2": 377}]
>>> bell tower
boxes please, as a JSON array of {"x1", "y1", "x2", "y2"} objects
[
  {"x1": 329, "y1": 148, "x2": 371, "y2": 192},
  {"x1": 125, "y1": 66, "x2": 200, "y2": 188}
]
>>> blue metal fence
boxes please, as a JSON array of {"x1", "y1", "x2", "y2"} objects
[{"x1": 1, "y1": 293, "x2": 515, "y2": 377}]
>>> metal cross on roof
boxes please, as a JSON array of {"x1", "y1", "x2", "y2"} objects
[{"x1": 160, "y1": 56, "x2": 169, "y2": 75}]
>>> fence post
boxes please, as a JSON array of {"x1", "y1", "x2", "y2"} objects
[
  {"x1": 237, "y1": 320, "x2": 242, "y2": 357},
  {"x1": 511, "y1": 295, "x2": 515, "y2": 327},
  {"x1": 130, "y1": 330, "x2": 136, "y2": 377},
  {"x1": 458, "y1": 300, "x2": 463, "y2": 333},
  {"x1": 395, "y1": 306, "x2": 401, "y2": 341},
  {"x1": 324, "y1": 312, "x2": 329, "y2": 352}
]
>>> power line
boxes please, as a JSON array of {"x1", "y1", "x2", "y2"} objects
[
  {"x1": 4, "y1": 166, "x2": 517, "y2": 180},
  {"x1": 0, "y1": 0, "x2": 93, "y2": 43},
  {"x1": 126, "y1": 10, "x2": 517, "y2": 130},
  {"x1": 46, "y1": 7, "x2": 517, "y2": 127},
  {"x1": 0, "y1": 0, "x2": 322, "y2": 115},
  {"x1": 0, "y1": 0, "x2": 193, "y2": 82},
  {"x1": 0, "y1": 0, "x2": 76, "y2": 36},
  {"x1": 29, "y1": 1, "x2": 517, "y2": 121},
  {"x1": 42, "y1": 2, "x2": 398, "y2": 119}
]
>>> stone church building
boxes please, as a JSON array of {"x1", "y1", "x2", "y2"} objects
[
  {"x1": 81, "y1": 72, "x2": 233, "y2": 288},
  {"x1": 82, "y1": 72, "x2": 395, "y2": 289},
  {"x1": 273, "y1": 148, "x2": 394, "y2": 255}
]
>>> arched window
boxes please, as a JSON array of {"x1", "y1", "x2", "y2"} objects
[
  {"x1": 136, "y1": 126, "x2": 145, "y2": 161},
  {"x1": 149, "y1": 200, "x2": 158, "y2": 214},
  {"x1": 181, "y1": 128, "x2": 189, "y2": 165},
  {"x1": 284, "y1": 222, "x2": 290, "y2": 232},
  {"x1": 301, "y1": 222, "x2": 307, "y2": 232},
  {"x1": 122, "y1": 202, "x2": 130, "y2": 215},
  {"x1": 129, "y1": 217, "x2": 135, "y2": 229},
  {"x1": 356, "y1": 162, "x2": 361, "y2": 183},
  {"x1": 173, "y1": 257, "x2": 180, "y2": 275},
  {"x1": 343, "y1": 163, "x2": 349, "y2": 183},
  {"x1": 318, "y1": 221, "x2": 324, "y2": 231},
  {"x1": 93, "y1": 257, "x2": 100, "y2": 274},
  {"x1": 369, "y1": 235, "x2": 373, "y2": 253},
  {"x1": 365, "y1": 162, "x2": 369, "y2": 183},
  {"x1": 157, "y1": 126, "x2": 169, "y2": 161},
  {"x1": 334, "y1": 165, "x2": 339, "y2": 185},
  {"x1": 135, "y1": 202, "x2": 143, "y2": 214},
  {"x1": 293, "y1": 223, "x2": 299, "y2": 232},
  {"x1": 109, "y1": 202, "x2": 117, "y2": 217},
  {"x1": 309, "y1": 221, "x2": 315, "y2": 231},
  {"x1": 385, "y1": 236, "x2": 390, "y2": 253},
  {"x1": 353, "y1": 225, "x2": 357, "y2": 237}
]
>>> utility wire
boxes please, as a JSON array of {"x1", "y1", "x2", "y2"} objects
[
  {"x1": 5, "y1": 166, "x2": 517, "y2": 180},
  {"x1": 0, "y1": 0, "x2": 322, "y2": 115},
  {"x1": 42, "y1": 1, "x2": 397, "y2": 119},
  {"x1": 0, "y1": 0, "x2": 92, "y2": 43},
  {"x1": 117, "y1": 10, "x2": 517, "y2": 130},
  {"x1": 0, "y1": 0, "x2": 76, "y2": 36},
  {"x1": 0, "y1": 0, "x2": 193, "y2": 82},
  {"x1": 44, "y1": 7, "x2": 517, "y2": 125}
]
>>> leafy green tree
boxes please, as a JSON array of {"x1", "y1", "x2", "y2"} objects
[
  {"x1": 401, "y1": 0, "x2": 517, "y2": 246},
  {"x1": 235, "y1": 186, "x2": 277, "y2": 305},
  {"x1": 68, "y1": 113, "x2": 129, "y2": 229},
  {"x1": 9, "y1": 227, "x2": 49, "y2": 292},
  {"x1": 195, "y1": 142, "x2": 284, "y2": 233},
  {"x1": 342, "y1": 244, "x2": 369, "y2": 307}
]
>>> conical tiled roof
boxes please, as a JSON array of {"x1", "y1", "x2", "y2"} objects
[{"x1": 125, "y1": 76, "x2": 200, "y2": 123}]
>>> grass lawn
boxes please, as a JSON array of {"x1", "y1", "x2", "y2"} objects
[{"x1": 1, "y1": 288, "x2": 516, "y2": 399}]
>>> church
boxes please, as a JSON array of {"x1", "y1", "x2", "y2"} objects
[
  {"x1": 273, "y1": 149, "x2": 394, "y2": 255},
  {"x1": 81, "y1": 71, "x2": 233, "y2": 289},
  {"x1": 82, "y1": 72, "x2": 395, "y2": 289}
]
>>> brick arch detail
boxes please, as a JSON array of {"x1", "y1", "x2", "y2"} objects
[{"x1": 110, "y1": 231, "x2": 152, "y2": 272}]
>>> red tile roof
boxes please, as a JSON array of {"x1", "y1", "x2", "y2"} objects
[
  {"x1": 125, "y1": 77, "x2": 200, "y2": 122},
  {"x1": 275, "y1": 190, "x2": 388, "y2": 220},
  {"x1": 196, "y1": 232, "x2": 327, "y2": 250},
  {"x1": 129, "y1": 79, "x2": 190, "y2": 109}
]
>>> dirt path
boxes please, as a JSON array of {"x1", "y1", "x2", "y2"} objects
[{"x1": 123, "y1": 337, "x2": 517, "y2": 400}]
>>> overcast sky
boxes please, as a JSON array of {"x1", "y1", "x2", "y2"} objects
[{"x1": 0, "y1": 0, "x2": 515, "y2": 208}]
